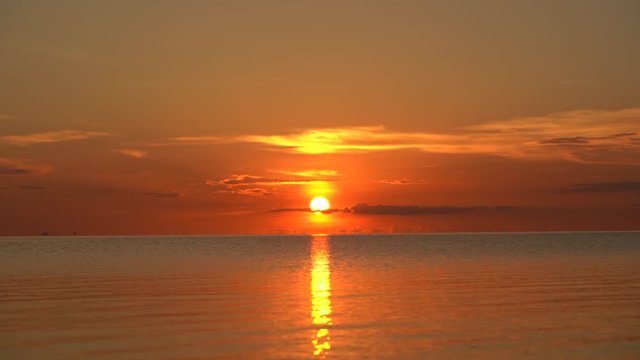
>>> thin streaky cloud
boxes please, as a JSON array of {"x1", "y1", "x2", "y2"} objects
[
  {"x1": 1, "y1": 130, "x2": 110, "y2": 146},
  {"x1": 560, "y1": 181, "x2": 640, "y2": 193},
  {"x1": 268, "y1": 207, "x2": 312, "y2": 213},
  {"x1": 0, "y1": 167, "x2": 31, "y2": 175},
  {"x1": 276, "y1": 169, "x2": 339, "y2": 178},
  {"x1": 270, "y1": 203, "x2": 519, "y2": 216},
  {"x1": 168, "y1": 108, "x2": 640, "y2": 165},
  {"x1": 221, "y1": 187, "x2": 274, "y2": 196},
  {"x1": 238, "y1": 126, "x2": 469, "y2": 154},
  {"x1": 268, "y1": 207, "x2": 342, "y2": 213},
  {"x1": 113, "y1": 148, "x2": 147, "y2": 158},
  {"x1": 376, "y1": 178, "x2": 430, "y2": 185},
  {"x1": 207, "y1": 174, "x2": 340, "y2": 196},
  {"x1": 0, "y1": 158, "x2": 50, "y2": 175},
  {"x1": 348, "y1": 203, "x2": 519, "y2": 216},
  {"x1": 167, "y1": 135, "x2": 225, "y2": 144},
  {"x1": 206, "y1": 174, "x2": 338, "y2": 186}
]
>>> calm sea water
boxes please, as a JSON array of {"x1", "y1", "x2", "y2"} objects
[{"x1": 1, "y1": 232, "x2": 639, "y2": 359}]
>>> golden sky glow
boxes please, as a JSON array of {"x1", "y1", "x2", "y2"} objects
[{"x1": 0, "y1": 1, "x2": 639, "y2": 235}]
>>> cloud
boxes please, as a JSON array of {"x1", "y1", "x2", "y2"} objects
[
  {"x1": 560, "y1": 181, "x2": 640, "y2": 193},
  {"x1": 269, "y1": 207, "x2": 343, "y2": 213},
  {"x1": 376, "y1": 178, "x2": 430, "y2": 185},
  {"x1": 269, "y1": 207, "x2": 311, "y2": 212},
  {"x1": 142, "y1": 191, "x2": 181, "y2": 198},
  {"x1": 270, "y1": 203, "x2": 518, "y2": 215},
  {"x1": 537, "y1": 133, "x2": 637, "y2": 145},
  {"x1": 0, "y1": 158, "x2": 49, "y2": 175},
  {"x1": 348, "y1": 203, "x2": 518, "y2": 215},
  {"x1": 167, "y1": 135, "x2": 224, "y2": 145},
  {"x1": 169, "y1": 125, "x2": 467, "y2": 154},
  {"x1": 276, "y1": 169, "x2": 339, "y2": 177},
  {"x1": 538, "y1": 137, "x2": 591, "y2": 145},
  {"x1": 1, "y1": 130, "x2": 110, "y2": 146},
  {"x1": 465, "y1": 108, "x2": 640, "y2": 164},
  {"x1": 113, "y1": 148, "x2": 147, "y2": 158},
  {"x1": 169, "y1": 107, "x2": 640, "y2": 164},
  {"x1": 238, "y1": 126, "x2": 468, "y2": 154},
  {"x1": 218, "y1": 187, "x2": 274, "y2": 196},
  {"x1": 0, "y1": 166, "x2": 31, "y2": 175},
  {"x1": 206, "y1": 174, "x2": 337, "y2": 186},
  {"x1": 206, "y1": 174, "x2": 338, "y2": 196}
]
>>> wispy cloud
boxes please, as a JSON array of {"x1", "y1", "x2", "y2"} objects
[
  {"x1": 169, "y1": 108, "x2": 640, "y2": 164},
  {"x1": 206, "y1": 174, "x2": 336, "y2": 186},
  {"x1": 270, "y1": 203, "x2": 518, "y2": 215},
  {"x1": 537, "y1": 133, "x2": 635, "y2": 145},
  {"x1": 206, "y1": 174, "x2": 336, "y2": 196},
  {"x1": 113, "y1": 148, "x2": 147, "y2": 158},
  {"x1": 276, "y1": 169, "x2": 339, "y2": 178},
  {"x1": 347, "y1": 203, "x2": 518, "y2": 215},
  {"x1": 269, "y1": 207, "x2": 341, "y2": 213},
  {"x1": 167, "y1": 135, "x2": 224, "y2": 145},
  {"x1": 464, "y1": 108, "x2": 640, "y2": 164},
  {"x1": 1, "y1": 130, "x2": 110, "y2": 146},
  {"x1": 0, "y1": 166, "x2": 31, "y2": 175},
  {"x1": 225, "y1": 188, "x2": 274, "y2": 196},
  {"x1": 168, "y1": 125, "x2": 468, "y2": 154},
  {"x1": 0, "y1": 158, "x2": 50, "y2": 175},
  {"x1": 560, "y1": 181, "x2": 640, "y2": 193},
  {"x1": 376, "y1": 178, "x2": 430, "y2": 185}
]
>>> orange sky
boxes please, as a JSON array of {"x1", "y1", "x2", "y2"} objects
[{"x1": 1, "y1": 1, "x2": 639, "y2": 235}]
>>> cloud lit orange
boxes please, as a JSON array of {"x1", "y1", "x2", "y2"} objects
[
  {"x1": 1, "y1": 130, "x2": 110, "y2": 146},
  {"x1": 168, "y1": 108, "x2": 640, "y2": 164}
]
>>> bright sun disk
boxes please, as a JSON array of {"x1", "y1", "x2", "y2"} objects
[{"x1": 310, "y1": 196, "x2": 330, "y2": 213}]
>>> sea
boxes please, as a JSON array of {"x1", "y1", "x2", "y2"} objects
[{"x1": 1, "y1": 232, "x2": 639, "y2": 359}]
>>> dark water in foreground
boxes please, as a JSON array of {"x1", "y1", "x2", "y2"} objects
[{"x1": 1, "y1": 232, "x2": 639, "y2": 359}]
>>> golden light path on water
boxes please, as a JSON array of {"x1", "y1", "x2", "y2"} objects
[{"x1": 311, "y1": 234, "x2": 332, "y2": 357}]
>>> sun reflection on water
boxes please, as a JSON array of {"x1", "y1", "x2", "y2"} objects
[{"x1": 311, "y1": 234, "x2": 332, "y2": 357}]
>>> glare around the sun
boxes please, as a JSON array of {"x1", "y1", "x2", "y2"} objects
[{"x1": 310, "y1": 196, "x2": 331, "y2": 212}]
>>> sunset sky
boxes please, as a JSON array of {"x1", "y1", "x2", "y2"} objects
[{"x1": 1, "y1": 0, "x2": 639, "y2": 235}]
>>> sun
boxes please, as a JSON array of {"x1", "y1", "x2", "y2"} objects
[{"x1": 310, "y1": 196, "x2": 331, "y2": 213}]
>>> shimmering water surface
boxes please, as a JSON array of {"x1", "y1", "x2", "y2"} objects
[{"x1": 1, "y1": 232, "x2": 639, "y2": 359}]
